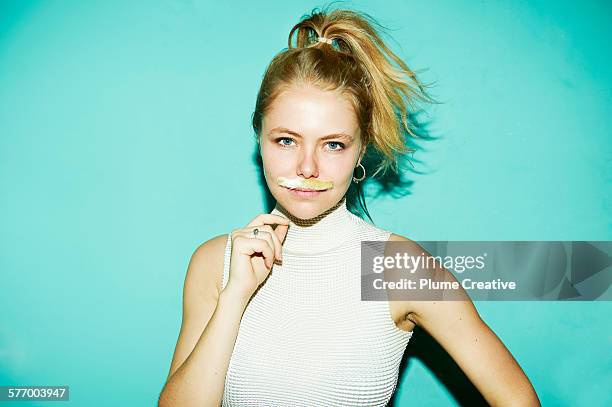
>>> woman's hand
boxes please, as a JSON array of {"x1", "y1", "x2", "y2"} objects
[{"x1": 224, "y1": 214, "x2": 290, "y2": 301}]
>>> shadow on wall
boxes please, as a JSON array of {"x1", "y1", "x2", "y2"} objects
[
  {"x1": 253, "y1": 108, "x2": 442, "y2": 223},
  {"x1": 390, "y1": 325, "x2": 490, "y2": 407}
]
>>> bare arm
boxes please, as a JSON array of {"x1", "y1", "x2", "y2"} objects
[
  {"x1": 158, "y1": 235, "x2": 249, "y2": 407},
  {"x1": 159, "y1": 212, "x2": 288, "y2": 407},
  {"x1": 388, "y1": 234, "x2": 541, "y2": 407}
]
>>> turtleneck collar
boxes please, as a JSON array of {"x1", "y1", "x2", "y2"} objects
[{"x1": 270, "y1": 196, "x2": 356, "y2": 256}]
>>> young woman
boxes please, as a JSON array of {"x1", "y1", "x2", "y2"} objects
[{"x1": 159, "y1": 8, "x2": 540, "y2": 407}]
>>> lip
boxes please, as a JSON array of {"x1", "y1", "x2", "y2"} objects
[{"x1": 283, "y1": 186, "x2": 328, "y2": 198}]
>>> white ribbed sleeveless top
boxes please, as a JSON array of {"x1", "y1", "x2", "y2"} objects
[{"x1": 220, "y1": 197, "x2": 413, "y2": 406}]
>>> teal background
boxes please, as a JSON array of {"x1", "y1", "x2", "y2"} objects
[{"x1": 1, "y1": 0, "x2": 610, "y2": 406}]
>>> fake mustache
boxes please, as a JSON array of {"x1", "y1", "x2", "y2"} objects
[{"x1": 277, "y1": 176, "x2": 333, "y2": 191}]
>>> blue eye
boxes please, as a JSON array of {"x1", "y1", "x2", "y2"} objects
[
  {"x1": 277, "y1": 137, "x2": 295, "y2": 147},
  {"x1": 276, "y1": 137, "x2": 345, "y2": 151},
  {"x1": 327, "y1": 141, "x2": 345, "y2": 151}
]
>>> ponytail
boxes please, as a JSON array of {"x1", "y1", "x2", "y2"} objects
[{"x1": 253, "y1": 6, "x2": 438, "y2": 219}]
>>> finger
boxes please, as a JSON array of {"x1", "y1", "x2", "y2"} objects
[
  {"x1": 249, "y1": 225, "x2": 283, "y2": 261},
  {"x1": 249, "y1": 230, "x2": 278, "y2": 263},
  {"x1": 239, "y1": 237, "x2": 274, "y2": 269},
  {"x1": 274, "y1": 224, "x2": 289, "y2": 245},
  {"x1": 250, "y1": 255, "x2": 270, "y2": 282},
  {"x1": 246, "y1": 214, "x2": 290, "y2": 228},
  {"x1": 235, "y1": 228, "x2": 276, "y2": 259},
  {"x1": 239, "y1": 223, "x2": 285, "y2": 261},
  {"x1": 256, "y1": 242, "x2": 274, "y2": 270}
]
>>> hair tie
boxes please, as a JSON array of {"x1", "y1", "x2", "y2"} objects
[{"x1": 317, "y1": 36, "x2": 333, "y2": 45}]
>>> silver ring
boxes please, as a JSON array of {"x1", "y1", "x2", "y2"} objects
[{"x1": 252, "y1": 228, "x2": 259, "y2": 237}]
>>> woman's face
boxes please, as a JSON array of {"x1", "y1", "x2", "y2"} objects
[{"x1": 260, "y1": 84, "x2": 363, "y2": 220}]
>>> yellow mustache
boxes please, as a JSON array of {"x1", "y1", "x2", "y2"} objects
[{"x1": 277, "y1": 176, "x2": 333, "y2": 191}]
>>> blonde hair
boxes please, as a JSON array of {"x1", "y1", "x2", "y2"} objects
[{"x1": 253, "y1": 7, "x2": 439, "y2": 218}]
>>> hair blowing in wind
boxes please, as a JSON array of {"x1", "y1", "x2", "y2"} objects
[{"x1": 252, "y1": 7, "x2": 439, "y2": 180}]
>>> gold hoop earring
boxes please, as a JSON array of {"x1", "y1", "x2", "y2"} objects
[{"x1": 352, "y1": 162, "x2": 366, "y2": 183}]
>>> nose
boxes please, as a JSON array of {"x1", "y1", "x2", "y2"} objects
[{"x1": 297, "y1": 148, "x2": 319, "y2": 179}]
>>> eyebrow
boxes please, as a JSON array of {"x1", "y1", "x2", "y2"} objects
[{"x1": 268, "y1": 127, "x2": 355, "y2": 141}]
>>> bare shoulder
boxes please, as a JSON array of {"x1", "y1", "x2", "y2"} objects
[
  {"x1": 387, "y1": 232, "x2": 428, "y2": 256},
  {"x1": 388, "y1": 233, "x2": 409, "y2": 241},
  {"x1": 384, "y1": 233, "x2": 424, "y2": 329},
  {"x1": 185, "y1": 233, "x2": 230, "y2": 300},
  {"x1": 385, "y1": 232, "x2": 442, "y2": 322},
  {"x1": 388, "y1": 232, "x2": 418, "y2": 245},
  {"x1": 386, "y1": 232, "x2": 476, "y2": 324}
]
